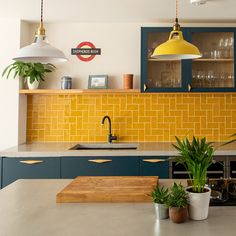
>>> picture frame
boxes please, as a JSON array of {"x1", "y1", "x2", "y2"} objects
[{"x1": 88, "y1": 75, "x2": 108, "y2": 89}]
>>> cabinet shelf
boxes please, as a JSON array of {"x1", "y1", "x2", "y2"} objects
[
  {"x1": 19, "y1": 89, "x2": 140, "y2": 95},
  {"x1": 193, "y1": 58, "x2": 233, "y2": 62}
]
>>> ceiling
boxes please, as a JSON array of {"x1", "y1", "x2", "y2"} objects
[{"x1": 0, "y1": 0, "x2": 235, "y2": 23}]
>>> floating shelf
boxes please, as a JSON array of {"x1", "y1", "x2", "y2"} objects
[{"x1": 19, "y1": 89, "x2": 140, "y2": 95}]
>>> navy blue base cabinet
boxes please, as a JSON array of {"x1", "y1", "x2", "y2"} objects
[
  {"x1": 140, "y1": 157, "x2": 169, "y2": 178},
  {"x1": 2, "y1": 157, "x2": 61, "y2": 187},
  {"x1": 0, "y1": 157, "x2": 2, "y2": 189},
  {"x1": 61, "y1": 156, "x2": 140, "y2": 178},
  {"x1": 1, "y1": 156, "x2": 170, "y2": 188}
]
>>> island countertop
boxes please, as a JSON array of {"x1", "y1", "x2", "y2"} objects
[
  {"x1": 1, "y1": 141, "x2": 236, "y2": 157},
  {"x1": 0, "y1": 179, "x2": 235, "y2": 236}
]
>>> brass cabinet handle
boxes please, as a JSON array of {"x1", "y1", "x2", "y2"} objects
[
  {"x1": 19, "y1": 160, "x2": 44, "y2": 165},
  {"x1": 187, "y1": 83, "x2": 192, "y2": 92},
  {"x1": 88, "y1": 159, "x2": 112, "y2": 164},
  {"x1": 142, "y1": 159, "x2": 165, "y2": 163},
  {"x1": 144, "y1": 83, "x2": 148, "y2": 91}
]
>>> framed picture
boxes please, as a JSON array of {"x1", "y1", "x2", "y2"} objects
[{"x1": 88, "y1": 75, "x2": 108, "y2": 89}]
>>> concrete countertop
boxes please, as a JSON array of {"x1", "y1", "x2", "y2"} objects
[
  {"x1": 0, "y1": 179, "x2": 235, "y2": 236},
  {"x1": 1, "y1": 142, "x2": 236, "y2": 157}
]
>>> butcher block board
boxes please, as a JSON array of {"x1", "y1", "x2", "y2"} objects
[{"x1": 56, "y1": 176, "x2": 158, "y2": 203}]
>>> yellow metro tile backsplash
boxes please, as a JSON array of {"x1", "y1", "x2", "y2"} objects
[{"x1": 26, "y1": 93, "x2": 236, "y2": 143}]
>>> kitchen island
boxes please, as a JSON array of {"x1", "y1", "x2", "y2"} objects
[{"x1": 0, "y1": 179, "x2": 235, "y2": 236}]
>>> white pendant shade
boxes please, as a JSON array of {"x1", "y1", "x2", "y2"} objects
[{"x1": 13, "y1": 35, "x2": 67, "y2": 63}]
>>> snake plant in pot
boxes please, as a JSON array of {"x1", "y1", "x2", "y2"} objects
[
  {"x1": 166, "y1": 182, "x2": 188, "y2": 223},
  {"x1": 2, "y1": 61, "x2": 56, "y2": 89},
  {"x1": 150, "y1": 186, "x2": 169, "y2": 220},
  {"x1": 172, "y1": 136, "x2": 214, "y2": 220}
]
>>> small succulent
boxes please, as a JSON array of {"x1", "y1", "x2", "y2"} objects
[
  {"x1": 166, "y1": 182, "x2": 188, "y2": 208},
  {"x1": 150, "y1": 186, "x2": 169, "y2": 204}
]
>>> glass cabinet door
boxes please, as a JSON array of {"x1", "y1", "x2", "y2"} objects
[
  {"x1": 141, "y1": 28, "x2": 185, "y2": 92},
  {"x1": 190, "y1": 29, "x2": 235, "y2": 91}
]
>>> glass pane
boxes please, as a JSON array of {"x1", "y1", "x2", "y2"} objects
[
  {"x1": 147, "y1": 32, "x2": 182, "y2": 88},
  {"x1": 192, "y1": 32, "x2": 234, "y2": 88}
]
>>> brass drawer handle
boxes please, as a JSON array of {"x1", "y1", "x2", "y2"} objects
[
  {"x1": 142, "y1": 159, "x2": 165, "y2": 163},
  {"x1": 20, "y1": 160, "x2": 44, "y2": 165},
  {"x1": 88, "y1": 159, "x2": 112, "y2": 164}
]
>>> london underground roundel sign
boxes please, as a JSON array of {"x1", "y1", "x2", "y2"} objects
[{"x1": 71, "y1": 42, "x2": 101, "y2": 62}]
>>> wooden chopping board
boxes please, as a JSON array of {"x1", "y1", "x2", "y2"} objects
[{"x1": 56, "y1": 176, "x2": 158, "y2": 203}]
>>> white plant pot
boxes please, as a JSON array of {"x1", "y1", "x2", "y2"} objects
[
  {"x1": 186, "y1": 186, "x2": 211, "y2": 220},
  {"x1": 27, "y1": 77, "x2": 40, "y2": 90}
]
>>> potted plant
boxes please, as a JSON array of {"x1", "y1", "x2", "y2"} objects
[
  {"x1": 166, "y1": 182, "x2": 188, "y2": 223},
  {"x1": 172, "y1": 136, "x2": 214, "y2": 220},
  {"x1": 150, "y1": 186, "x2": 169, "y2": 219},
  {"x1": 2, "y1": 60, "x2": 56, "y2": 89}
]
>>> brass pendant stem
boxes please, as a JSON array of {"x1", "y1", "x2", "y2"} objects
[{"x1": 36, "y1": 0, "x2": 46, "y2": 36}]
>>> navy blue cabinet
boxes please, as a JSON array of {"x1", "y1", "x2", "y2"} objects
[
  {"x1": 0, "y1": 157, "x2": 2, "y2": 189},
  {"x1": 2, "y1": 157, "x2": 60, "y2": 187},
  {"x1": 141, "y1": 27, "x2": 236, "y2": 92},
  {"x1": 61, "y1": 156, "x2": 140, "y2": 178},
  {"x1": 140, "y1": 157, "x2": 169, "y2": 178}
]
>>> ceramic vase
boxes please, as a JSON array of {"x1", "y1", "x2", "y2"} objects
[
  {"x1": 186, "y1": 186, "x2": 211, "y2": 220},
  {"x1": 27, "y1": 77, "x2": 40, "y2": 90}
]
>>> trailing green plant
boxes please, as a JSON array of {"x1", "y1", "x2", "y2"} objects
[
  {"x1": 166, "y1": 182, "x2": 188, "y2": 208},
  {"x1": 172, "y1": 136, "x2": 214, "y2": 193},
  {"x1": 2, "y1": 60, "x2": 56, "y2": 83},
  {"x1": 150, "y1": 186, "x2": 169, "y2": 204}
]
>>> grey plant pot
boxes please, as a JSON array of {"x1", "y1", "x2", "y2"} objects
[{"x1": 154, "y1": 203, "x2": 169, "y2": 219}]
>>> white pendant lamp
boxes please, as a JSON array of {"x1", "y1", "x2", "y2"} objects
[
  {"x1": 151, "y1": 0, "x2": 202, "y2": 60},
  {"x1": 13, "y1": 0, "x2": 67, "y2": 63}
]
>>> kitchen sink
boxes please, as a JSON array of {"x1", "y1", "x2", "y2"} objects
[{"x1": 69, "y1": 143, "x2": 138, "y2": 150}]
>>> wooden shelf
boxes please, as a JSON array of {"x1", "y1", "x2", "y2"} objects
[
  {"x1": 193, "y1": 58, "x2": 234, "y2": 62},
  {"x1": 19, "y1": 89, "x2": 140, "y2": 95}
]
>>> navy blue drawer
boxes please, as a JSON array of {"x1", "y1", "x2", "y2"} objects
[
  {"x1": 2, "y1": 157, "x2": 61, "y2": 187},
  {"x1": 61, "y1": 156, "x2": 139, "y2": 178},
  {"x1": 140, "y1": 157, "x2": 169, "y2": 178}
]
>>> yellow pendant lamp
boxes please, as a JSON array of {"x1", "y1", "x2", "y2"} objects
[{"x1": 151, "y1": 0, "x2": 202, "y2": 60}]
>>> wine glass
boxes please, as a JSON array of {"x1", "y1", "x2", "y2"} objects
[{"x1": 228, "y1": 36, "x2": 234, "y2": 58}]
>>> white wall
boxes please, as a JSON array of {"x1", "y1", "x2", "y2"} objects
[
  {"x1": 28, "y1": 23, "x2": 142, "y2": 89},
  {"x1": 30, "y1": 22, "x2": 236, "y2": 90},
  {"x1": 0, "y1": 19, "x2": 21, "y2": 151},
  {"x1": 18, "y1": 21, "x2": 31, "y2": 145}
]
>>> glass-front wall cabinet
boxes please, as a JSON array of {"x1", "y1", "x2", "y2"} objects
[
  {"x1": 191, "y1": 30, "x2": 234, "y2": 90},
  {"x1": 141, "y1": 28, "x2": 185, "y2": 92},
  {"x1": 141, "y1": 27, "x2": 236, "y2": 92}
]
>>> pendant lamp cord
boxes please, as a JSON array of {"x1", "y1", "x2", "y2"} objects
[
  {"x1": 41, "y1": 0, "x2": 43, "y2": 23},
  {"x1": 174, "y1": 0, "x2": 180, "y2": 31},
  {"x1": 176, "y1": 0, "x2": 178, "y2": 20}
]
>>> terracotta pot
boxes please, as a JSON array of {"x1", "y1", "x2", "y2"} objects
[
  {"x1": 169, "y1": 207, "x2": 188, "y2": 223},
  {"x1": 123, "y1": 74, "x2": 133, "y2": 89}
]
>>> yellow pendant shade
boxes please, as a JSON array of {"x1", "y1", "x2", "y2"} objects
[{"x1": 151, "y1": 30, "x2": 202, "y2": 60}]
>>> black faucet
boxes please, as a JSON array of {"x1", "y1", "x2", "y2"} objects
[{"x1": 101, "y1": 115, "x2": 117, "y2": 143}]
